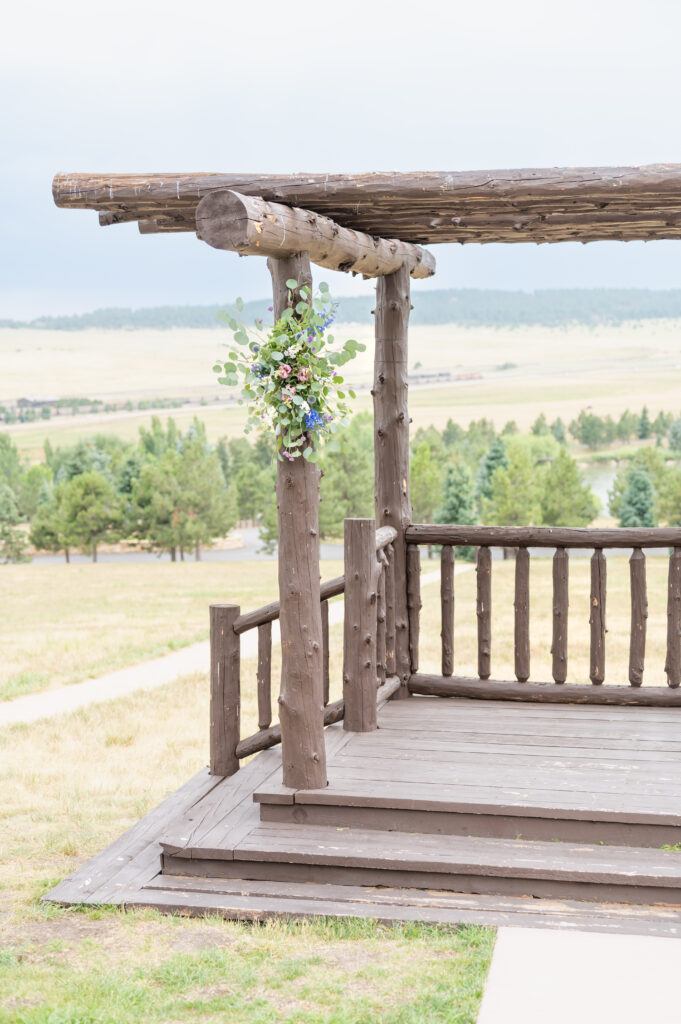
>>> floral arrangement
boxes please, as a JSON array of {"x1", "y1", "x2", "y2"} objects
[{"x1": 213, "y1": 280, "x2": 365, "y2": 461}]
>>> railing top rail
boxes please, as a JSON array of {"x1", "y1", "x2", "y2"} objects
[
  {"x1": 234, "y1": 575, "x2": 344, "y2": 635},
  {"x1": 406, "y1": 524, "x2": 681, "y2": 549}
]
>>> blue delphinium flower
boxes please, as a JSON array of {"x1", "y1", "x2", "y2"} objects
[{"x1": 304, "y1": 409, "x2": 324, "y2": 430}]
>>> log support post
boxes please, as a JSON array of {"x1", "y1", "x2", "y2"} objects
[
  {"x1": 269, "y1": 254, "x2": 327, "y2": 790},
  {"x1": 343, "y1": 518, "x2": 379, "y2": 731},
  {"x1": 209, "y1": 604, "x2": 241, "y2": 776},
  {"x1": 373, "y1": 264, "x2": 412, "y2": 698}
]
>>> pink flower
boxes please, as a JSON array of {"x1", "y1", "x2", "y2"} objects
[
  {"x1": 277, "y1": 364, "x2": 292, "y2": 379},
  {"x1": 297, "y1": 367, "x2": 312, "y2": 383},
  {"x1": 281, "y1": 386, "x2": 296, "y2": 403}
]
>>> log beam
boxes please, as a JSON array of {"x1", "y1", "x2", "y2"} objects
[{"x1": 195, "y1": 190, "x2": 435, "y2": 279}]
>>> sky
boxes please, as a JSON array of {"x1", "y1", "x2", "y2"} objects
[{"x1": 2, "y1": 0, "x2": 681, "y2": 319}]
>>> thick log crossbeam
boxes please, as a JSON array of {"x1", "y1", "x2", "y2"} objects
[{"x1": 195, "y1": 190, "x2": 436, "y2": 279}]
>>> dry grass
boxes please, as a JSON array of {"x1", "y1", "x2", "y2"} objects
[
  {"x1": 0, "y1": 559, "x2": 343, "y2": 700},
  {"x1": 5, "y1": 318, "x2": 681, "y2": 459},
  {"x1": 419, "y1": 553, "x2": 672, "y2": 687}
]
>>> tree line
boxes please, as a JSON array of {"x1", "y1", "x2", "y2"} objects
[
  {"x1": 2, "y1": 409, "x2": 681, "y2": 565},
  {"x1": 7, "y1": 288, "x2": 681, "y2": 331}
]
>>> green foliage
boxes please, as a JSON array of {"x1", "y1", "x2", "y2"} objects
[
  {"x1": 235, "y1": 465, "x2": 275, "y2": 522},
  {"x1": 0, "y1": 484, "x2": 28, "y2": 563},
  {"x1": 411, "y1": 442, "x2": 444, "y2": 524},
  {"x1": 214, "y1": 282, "x2": 364, "y2": 461},
  {"x1": 29, "y1": 482, "x2": 72, "y2": 560},
  {"x1": 59, "y1": 471, "x2": 122, "y2": 560},
  {"x1": 531, "y1": 413, "x2": 549, "y2": 436},
  {"x1": 481, "y1": 447, "x2": 542, "y2": 526},
  {"x1": 659, "y1": 467, "x2": 681, "y2": 526},
  {"x1": 318, "y1": 413, "x2": 374, "y2": 538},
  {"x1": 638, "y1": 405, "x2": 652, "y2": 439},
  {"x1": 477, "y1": 438, "x2": 509, "y2": 504},
  {"x1": 608, "y1": 447, "x2": 668, "y2": 520},
  {"x1": 540, "y1": 449, "x2": 601, "y2": 526},
  {"x1": 0, "y1": 433, "x2": 24, "y2": 492},
  {"x1": 437, "y1": 459, "x2": 477, "y2": 560},
  {"x1": 669, "y1": 418, "x2": 681, "y2": 452},
  {"x1": 619, "y1": 468, "x2": 656, "y2": 527},
  {"x1": 550, "y1": 417, "x2": 567, "y2": 444}
]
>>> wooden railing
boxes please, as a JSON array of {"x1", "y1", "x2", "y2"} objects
[
  {"x1": 405, "y1": 524, "x2": 681, "y2": 707},
  {"x1": 209, "y1": 523, "x2": 398, "y2": 776}
]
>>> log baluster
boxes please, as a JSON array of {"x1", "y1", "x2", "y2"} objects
[
  {"x1": 321, "y1": 600, "x2": 330, "y2": 706},
  {"x1": 343, "y1": 518, "x2": 379, "y2": 731},
  {"x1": 590, "y1": 549, "x2": 607, "y2": 684},
  {"x1": 209, "y1": 604, "x2": 241, "y2": 777},
  {"x1": 666, "y1": 547, "x2": 681, "y2": 689},
  {"x1": 514, "y1": 547, "x2": 530, "y2": 682},
  {"x1": 440, "y1": 545, "x2": 455, "y2": 677},
  {"x1": 551, "y1": 549, "x2": 569, "y2": 683},
  {"x1": 384, "y1": 543, "x2": 396, "y2": 676},
  {"x1": 476, "y1": 546, "x2": 492, "y2": 680},
  {"x1": 376, "y1": 551, "x2": 388, "y2": 685},
  {"x1": 257, "y1": 621, "x2": 272, "y2": 729},
  {"x1": 629, "y1": 549, "x2": 647, "y2": 687},
  {"x1": 406, "y1": 544, "x2": 422, "y2": 672}
]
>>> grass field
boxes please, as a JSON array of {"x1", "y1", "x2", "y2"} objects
[{"x1": 4, "y1": 318, "x2": 681, "y2": 460}]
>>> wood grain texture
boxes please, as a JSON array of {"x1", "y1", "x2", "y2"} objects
[
  {"x1": 476, "y1": 547, "x2": 492, "y2": 680},
  {"x1": 54, "y1": 165, "x2": 681, "y2": 245},
  {"x1": 270, "y1": 255, "x2": 326, "y2": 789},
  {"x1": 407, "y1": 524, "x2": 681, "y2": 548},
  {"x1": 376, "y1": 554, "x2": 387, "y2": 685},
  {"x1": 590, "y1": 550, "x2": 607, "y2": 685},
  {"x1": 629, "y1": 549, "x2": 647, "y2": 687},
  {"x1": 406, "y1": 544, "x2": 421, "y2": 673},
  {"x1": 209, "y1": 604, "x2": 240, "y2": 777},
  {"x1": 551, "y1": 549, "x2": 569, "y2": 684},
  {"x1": 440, "y1": 545, "x2": 455, "y2": 677},
  {"x1": 373, "y1": 266, "x2": 412, "y2": 697},
  {"x1": 384, "y1": 543, "x2": 396, "y2": 677},
  {"x1": 343, "y1": 518, "x2": 379, "y2": 732},
  {"x1": 408, "y1": 675, "x2": 681, "y2": 706},
  {"x1": 666, "y1": 548, "x2": 681, "y2": 689},
  {"x1": 514, "y1": 548, "x2": 530, "y2": 682},
  {"x1": 195, "y1": 190, "x2": 435, "y2": 278},
  {"x1": 257, "y1": 621, "x2": 272, "y2": 729},
  {"x1": 321, "y1": 600, "x2": 330, "y2": 707}
]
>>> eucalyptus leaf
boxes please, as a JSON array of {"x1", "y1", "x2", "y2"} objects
[{"x1": 285, "y1": 278, "x2": 298, "y2": 289}]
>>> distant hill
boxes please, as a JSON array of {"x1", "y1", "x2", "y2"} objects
[{"x1": 5, "y1": 289, "x2": 681, "y2": 331}]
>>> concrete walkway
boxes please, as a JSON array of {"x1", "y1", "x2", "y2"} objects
[
  {"x1": 477, "y1": 927, "x2": 681, "y2": 1023},
  {"x1": 1, "y1": 565, "x2": 466, "y2": 727}
]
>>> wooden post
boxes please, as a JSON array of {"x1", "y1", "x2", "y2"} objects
[
  {"x1": 440, "y1": 545, "x2": 455, "y2": 677},
  {"x1": 269, "y1": 254, "x2": 327, "y2": 790},
  {"x1": 373, "y1": 264, "x2": 412, "y2": 698},
  {"x1": 257, "y1": 621, "x2": 272, "y2": 729},
  {"x1": 590, "y1": 549, "x2": 607, "y2": 685},
  {"x1": 343, "y1": 518, "x2": 379, "y2": 731},
  {"x1": 209, "y1": 604, "x2": 240, "y2": 776},
  {"x1": 666, "y1": 548, "x2": 681, "y2": 689},
  {"x1": 376, "y1": 552, "x2": 387, "y2": 685},
  {"x1": 406, "y1": 544, "x2": 421, "y2": 672},
  {"x1": 551, "y1": 548, "x2": 569, "y2": 683},
  {"x1": 514, "y1": 547, "x2": 530, "y2": 682},
  {"x1": 629, "y1": 549, "x2": 647, "y2": 687},
  {"x1": 384, "y1": 543, "x2": 396, "y2": 676},
  {"x1": 476, "y1": 546, "x2": 492, "y2": 680}
]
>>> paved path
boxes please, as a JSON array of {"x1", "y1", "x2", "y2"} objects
[
  {"x1": 1, "y1": 565, "x2": 467, "y2": 728},
  {"x1": 477, "y1": 927, "x2": 681, "y2": 1023}
]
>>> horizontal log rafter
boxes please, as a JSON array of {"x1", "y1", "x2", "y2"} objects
[{"x1": 53, "y1": 164, "x2": 681, "y2": 245}]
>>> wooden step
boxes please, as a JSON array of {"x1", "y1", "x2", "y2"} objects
[
  {"x1": 161, "y1": 823, "x2": 681, "y2": 905},
  {"x1": 254, "y1": 779, "x2": 681, "y2": 848}
]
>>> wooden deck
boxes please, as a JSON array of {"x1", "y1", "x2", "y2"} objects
[{"x1": 45, "y1": 696, "x2": 681, "y2": 935}]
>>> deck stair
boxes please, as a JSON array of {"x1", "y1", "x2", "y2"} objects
[{"x1": 158, "y1": 697, "x2": 681, "y2": 909}]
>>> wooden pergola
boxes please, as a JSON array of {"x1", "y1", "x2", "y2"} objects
[{"x1": 47, "y1": 166, "x2": 681, "y2": 933}]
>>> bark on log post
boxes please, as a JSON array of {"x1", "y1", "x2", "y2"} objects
[
  {"x1": 257, "y1": 621, "x2": 272, "y2": 729},
  {"x1": 629, "y1": 549, "x2": 647, "y2": 687},
  {"x1": 590, "y1": 549, "x2": 607, "y2": 685},
  {"x1": 440, "y1": 545, "x2": 455, "y2": 677},
  {"x1": 373, "y1": 265, "x2": 412, "y2": 698},
  {"x1": 476, "y1": 547, "x2": 492, "y2": 680},
  {"x1": 376, "y1": 552, "x2": 388, "y2": 685},
  {"x1": 406, "y1": 544, "x2": 422, "y2": 672},
  {"x1": 269, "y1": 254, "x2": 327, "y2": 790},
  {"x1": 384, "y1": 543, "x2": 396, "y2": 677},
  {"x1": 209, "y1": 604, "x2": 240, "y2": 777},
  {"x1": 196, "y1": 191, "x2": 436, "y2": 279},
  {"x1": 514, "y1": 547, "x2": 530, "y2": 682},
  {"x1": 321, "y1": 600, "x2": 330, "y2": 706},
  {"x1": 343, "y1": 518, "x2": 379, "y2": 732},
  {"x1": 551, "y1": 548, "x2": 569, "y2": 683},
  {"x1": 666, "y1": 548, "x2": 681, "y2": 689}
]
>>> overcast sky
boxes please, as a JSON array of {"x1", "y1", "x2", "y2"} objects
[{"x1": 2, "y1": 0, "x2": 681, "y2": 318}]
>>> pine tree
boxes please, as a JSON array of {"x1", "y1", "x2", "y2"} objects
[
  {"x1": 0, "y1": 484, "x2": 28, "y2": 563},
  {"x1": 669, "y1": 418, "x2": 681, "y2": 452},
  {"x1": 411, "y1": 442, "x2": 444, "y2": 524},
  {"x1": 539, "y1": 449, "x2": 600, "y2": 526},
  {"x1": 437, "y1": 460, "x2": 476, "y2": 561},
  {"x1": 29, "y1": 483, "x2": 72, "y2": 562},
  {"x1": 550, "y1": 418, "x2": 566, "y2": 444},
  {"x1": 531, "y1": 413, "x2": 549, "y2": 436},
  {"x1": 638, "y1": 406, "x2": 652, "y2": 440},
  {"x1": 477, "y1": 438, "x2": 509, "y2": 503},
  {"x1": 60, "y1": 471, "x2": 122, "y2": 562},
  {"x1": 619, "y1": 469, "x2": 655, "y2": 527},
  {"x1": 481, "y1": 447, "x2": 542, "y2": 526}
]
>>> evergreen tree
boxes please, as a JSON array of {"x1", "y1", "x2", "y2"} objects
[
  {"x1": 638, "y1": 406, "x2": 652, "y2": 439},
  {"x1": 539, "y1": 449, "x2": 600, "y2": 527},
  {"x1": 477, "y1": 438, "x2": 509, "y2": 503},
  {"x1": 550, "y1": 417, "x2": 566, "y2": 444},
  {"x1": 481, "y1": 447, "x2": 542, "y2": 526},
  {"x1": 531, "y1": 413, "x2": 549, "y2": 436},
  {"x1": 608, "y1": 447, "x2": 667, "y2": 520},
  {"x1": 437, "y1": 459, "x2": 477, "y2": 561},
  {"x1": 317, "y1": 414, "x2": 374, "y2": 539},
  {"x1": 60, "y1": 471, "x2": 122, "y2": 561},
  {"x1": 0, "y1": 484, "x2": 28, "y2": 563},
  {"x1": 619, "y1": 469, "x2": 655, "y2": 528},
  {"x1": 0, "y1": 433, "x2": 24, "y2": 493},
  {"x1": 668, "y1": 418, "x2": 681, "y2": 452},
  {"x1": 659, "y1": 467, "x2": 681, "y2": 526},
  {"x1": 616, "y1": 409, "x2": 640, "y2": 442},
  {"x1": 501, "y1": 420, "x2": 519, "y2": 436},
  {"x1": 410, "y1": 442, "x2": 443, "y2": 524},
  {"x1": 29, "y1": 483, "x2": 72, "y2": 562},
  {"x1": 442, "y1": 418, "x2": 465, "y2": 448}
]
